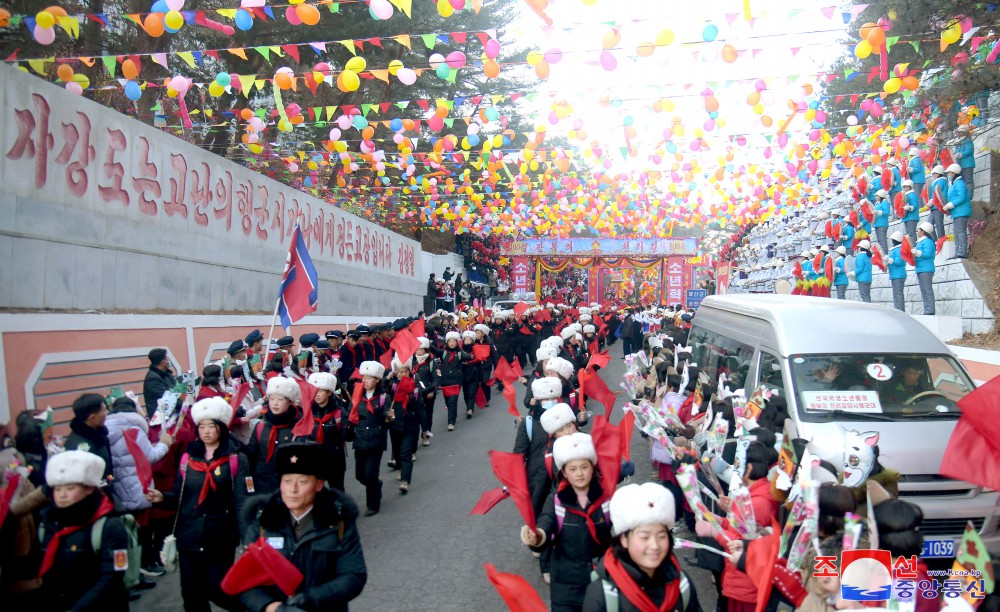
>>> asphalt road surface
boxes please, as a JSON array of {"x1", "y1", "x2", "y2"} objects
[{"x1": 135, "y1": 350, "x2": 719, "y2": 611}]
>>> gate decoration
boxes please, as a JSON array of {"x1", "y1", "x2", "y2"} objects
[{"x1": 501, "y1": 239, "x2": 699, "y2": 307}]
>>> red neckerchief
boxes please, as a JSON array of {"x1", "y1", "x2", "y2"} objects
[
  {"x1": 315, "y1": 405, "x2": 341, "y2": 444},
  {"x1": 349, "y1": 387, "x2": 377, "y2": 425},
  {"x1": 38, "y1": 495, "x2": 115, "y2": 578},
  {"x1": 264, "y1": 412, "x2": 295, "y2": 462},
  {"x1": 558, "y1": 482, "x2": 605, "y2": 543},
  {"x1": 602, "y1": 548, "x2": 683, "y2": 612},
  {"x1": 544, "y1": 437, "x2": 555, "y2": 479},
  {"x1": 188, "y1": 456, "x2": 230, "y2": 505},
  {"x1": 393, "y1": 377, "x2": 416, "y2": 412}
]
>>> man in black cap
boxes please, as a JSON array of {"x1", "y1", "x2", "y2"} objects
[
  {"x1": 238, "y1": 442, "x2": 367, "y2": 611},
  {"x1": 275, "y1": 336, "x2": 295, "y2": 372},
  {"x1": 356, "y1": 326, "x2": 375, "y2": 363},
  {"x1": 143, "y1": 348, "x2": 176, "y2": 414},
  {"x1": 297, "y1": 333, "x2": 321, "y2": 376},
  {"x1": 221, "y1": 339, "x2": 249, "y2": 386},
  {"x1": 442, "y1": 266, "x2": 454, "y2": 282},
  {"x1": 244, "y1": 330, "x2": 266, "y2": 395},
  {"x1": 340, "y1": 331, "x2": 360, "y2": 383},
  {"x1": 64, "y1": 393, "x2": 114, "y2": 483}
]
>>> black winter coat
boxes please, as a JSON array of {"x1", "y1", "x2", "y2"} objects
[
  {"x1": 164, "y1": 438, "x2": 250, "y2": 552},
  {"x1": 411, "y1": 356, "x2": 438, "y2": 397},
  {"x1": 583, "y1": 551, "x2": 700, "y2": 612},
  {"x1": 435, "y1": 346, "x2": 470, "y2": 387},
  {"x1": 37, "y1": 491, "x2": 129, "y2": 612},
  {"x1": 512, "y1": 404, "x2": 554, "y2": 516},
  {"x1": 240, "y1": 488, "x2": 367, "y2": 612},
  {"x1": 351, "y1": 390, "x2": 390, "y2": 451},
  {"x1": 143, "y1": 366, "x2": 176, "y2": 414},
  {"x1": 533, "y1": 481, "x2": 612, "y2": 609},
  {"x1": 461, "y1": 341, "x2": 484, "y2": 383},
  {"x1": 245, "y1": 409, "x2": 305, "y2": 495},
  {"x1": 339, "y1": 343, "x2": 360, "y2": 379},
  {"x1": 64, "y1": 419, "x2": 114, "y2": 483},
  {"x1": 387, "y1": 378, "x2": 424, "y2": 432}
]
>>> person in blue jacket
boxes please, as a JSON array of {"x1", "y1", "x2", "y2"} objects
[
  {"x1": 837, "y1": 210, "x2": 856, "y2": 253},
  {"x1": 849, "y1": 240, "x2": 874, "y2": 303},
  {"x1": 866, "y1": 168, "x2": 882, "y2": 204},
  {"x1": 883, "y1": 231, "x2": 908, "y2": 312},
  {"x1": 907, "y1": 148, "x2": 926, "y2": 205},
  {"x1": 929, "y1": 165, "x2": 949, "y2": 240},
  {"x1": 887, "y1": 157, "x2": 903, "y2": 204},
  {"x1": 900, "y1": 180, "x2": 921, "y2": 244},
  {"x1": 944, "y1": 163, "x2": 972, "y2": 259},
  {"x1": 953, "y1": 124, "x2": 975, "y2": 192},
  {"x1": 873, "y1": 189, "x2": 891, "y2": 254},
  {"x1": 912, "y1": 222, "x2": 937, "y2": 315},
  {"x1": 855, "y1": 199, "x2": 872, "y2": 245},
  {"x1": 832, "y1": 246, "x2": 850, "y2": 300}
]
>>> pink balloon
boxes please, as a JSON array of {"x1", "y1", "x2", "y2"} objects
[
  {"x1": 370, "y1": 0, "x2": 393, "y2": 19},
  {"x1": 544, "y1": 48, "x2": 563, "y2": 64},
  {"x1": 336, "y1": 115, "x2": 352, "y2": 130},
  {"x1": 445, "y1": 51, "x2": 466, "y2": 68},
  {"x1": 329, "y1": 128, "x2": 341, "y2": 141},
  {"x1": 755, "y1": 79, "x2": 767, "y2": 92},
  {"x1": 34, "y1": 25, "x2": 55, "y2": 45},
  {"x1": 484, "y1": 39, "x2": 501, "y2": 59},
  {"x1": 166, "y1": 0, "x2": 185, "y2": 10},
  {"x1": 170, "y1": 75, "x2": 190, "y2": 92},
  {"x1": 285, "y1": 6, "x2": 302, "y2": 25},
  {"x1": 870, "y1": 104, "x2": 883, "y2": 118},
  {"x1": 397, "y1": 68, "x2": 416, "y2": 85},
  {"x1": 847, "y1": 115, "x2": 858, "y2": 126},
  {"x1": 65, "y1": 82, "x2": 83, "y2": 95},
  {"x1": 427, "y1": 116, "x2": 444, "y2": 132},
  {"x1": 600, "y1": 50, "x2": 616, "y2": 71},
  {"x1": 449, "y1": 0, "x2": 465, "y2": 9}
]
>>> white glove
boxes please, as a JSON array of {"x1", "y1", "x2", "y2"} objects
[
  {"x1": 913, "y1": 249, "x2": 923, "y2": 258},
  {"x1": 904, "y1": 205, "x2": 913, "y2": 211},
  {"x1": 944, "y1": 202, "x2": 955, "y2": 211},
  {"x1": 885, "y1": 257, "x2": 894, "y2": 265},
  {"x1": 520, "y1": 526, "x2": 544, "y2": 547},
  {"x1": 848, "y1": 271, "x2": 855, "y2": 279},
  {"x1": 877, "y1": 209, "x2": 885, "y2": 216}
]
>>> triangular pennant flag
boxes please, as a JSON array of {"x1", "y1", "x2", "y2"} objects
[
  {"x1": 101, "y1": 55, "x2": 117, "y2": 76},
  {"x1": 281, "y1": 44, "x2": 300, "y2": 63},
  {"x1": 389, "y1": 0, "x2": 413, "y2": 18},
  {"x1": 394, "y1": 34, "x2": 411, "y2": 49},
  {"x1": 238, "y1": 74, "x2": 256, "y2": 97},
  {"x1": 420, "y1": 33, "x2": 437, "y2": 49},
  {"x1": 27, "y1": 59, "x2": 53, "y2": 75},
  {"x1": 57, "y1": 16, "x2": 80, "y2": 39},
  {"x1": 254, "y1": 46, "x2": 272, "y2": 63},
  {"x1": 177, "y1": 51, "x2": 197, "y2": 69},
  {"x1": 226, "y1": 47, "x2": 248, "y2": 60},
  {"x1": 338, "y1": 40, "x2": 356, "y2": 55}
]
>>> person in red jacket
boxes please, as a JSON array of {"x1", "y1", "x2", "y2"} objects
[{"x1": 696, "y1": 441, "x2": 780, "y2": 612}]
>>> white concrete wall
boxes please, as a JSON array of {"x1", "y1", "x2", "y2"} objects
[
  {"x1": 420, "y1": 251, "x2": 465, "y2": 280},
  {"x1": 0, "y1": 63, "x2": 424, "y2": 316}
]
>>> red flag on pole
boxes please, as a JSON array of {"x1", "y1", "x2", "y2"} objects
[
  {"x1": 277, "y1": 225, "x2": 319, "y2": 333},
  {"x1": 122, "y1": 429, "x2": 153, "y2": 493},
  {"x1": 484, "y1": 564, "x2": 547, "y2": 612},
  {"x1": 587, "y1": 350, "x2": 611, "y2": 372},
  {"x1": 475, "y1": 386, "x2": 488, "y2": 408},
  {"x1": 503, "y1": 385, "x2": 519, "y2": 418},
  {"x1": 583, "y1": 373, "x2": 617, "y2": 415},
  {"x1": 472, "y1": 344, "x2": 492, "y2": 362},
  {"x1": 494, "y1": 358, "x2": 519, "y2": 385},
  {"x1": 229, "y1": 382, "x2": 250, "y2": 422},
  {"x1": 900, "y1": 236, "x2": 916, "y2": 266},
  {"x1": 408, "y1": 318, "x2": 425, "y2": 339},
  {"x1": 513, "y1": 302, "x2": 530, "y2": 318},
  {"x1": 222, "y1": 537, "x2": 304, "y2": 597},
  {"x1": 378, "y1": 349, "x2": 393, "y2": 371},
  {"x1": 470, "y1": 487, "x2": 510, "y2": 516},
  {"x1": 510, "y1": 358, "x2": 524, "y2": 380},
  {"x1": 619, "y1": 411, "x2": 635, "y2": 462},
  {"x1": 871, "y1": 245, "x2": 887, "y2": 272},
  {"x1": 488, "y1": 451, "x2": 536, "y2": 530},
  {"x1": 390, "y1": 328, "x2": 421, "y2": 365},
  {"x1": 747, "y1": 520, "x2": 781, "y2": 612},
  {"x1": 590, "y1": 415, "x2": 622, "y2": 502},
  {"x1": 941, "y1": 376, "x2": 1000, "y2": 491}
]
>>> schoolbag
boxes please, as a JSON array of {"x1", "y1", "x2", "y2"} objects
[
  {"x1": 590, "y1": 568, "x2": 691, "y2": 612},
  {"x1": 38, "y1": 512, "x2": 141, "y2": 589}
]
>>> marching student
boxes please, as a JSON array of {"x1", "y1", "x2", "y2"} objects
[
  {"x1": 412, "y1": 337, "x2": 439, "y2": 445},
  {"x1": 350, "y1": 361, "x2": 393, "y2": 516},
  {"x1": 245, "y1": 376, "x2": 308, "y2": 496},
  {"x1": 385, "y1": 357, "x2": 424, "y2": 494},
  {"x1": 461, "y1": 331, "x2": 484, "y2": 420},
  {"x1": 307, "y1": 372, "x2": 348, "y2": 493},
  {"x1": 435, "y1": 331, "x2": 472, "y2": 431}
]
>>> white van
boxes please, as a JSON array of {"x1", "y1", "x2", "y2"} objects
[{"x1": 689, "y1": 294, "x2": 996, "y2": 555}]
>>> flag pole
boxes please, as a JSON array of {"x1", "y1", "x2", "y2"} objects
[{"x1": 262, "y1": 296, "x2": 282, "y2": 370}]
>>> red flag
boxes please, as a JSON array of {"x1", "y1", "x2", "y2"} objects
[
  {"x1": 936, "y1": 236, "x2": 948, "y2": 255},
  {"x1": 931, "y1": 183, "x2": 946, "y2": 213},
  {"x1": 379, "y1": 349, "x2": 393, "y2": 371},
  {"x1": 408, "y1": 318, "x2": 425, "y2": 339},
  {"x1": 291, "y1": 379, "x2": 317, "y2": 437},
  {"x1": 849, "y1": 210, "x2": 860, "y2": 229},
  {"x1": 494, "y1": 358, "x2": 518, "y2": 385},
  {"x1": 812, "y1": 251, "x2": 823, "y2": 274},
  {"x1": 582, "y1": 372, "x2": 617, "y2": 415},
  {"x1": 747, "y1": 520, "x2": 781, "y2": 612},
  {"x1": 393, "y1": 376, "x2": 416, "y2": 406},
  {"x1": 900, "y1": 236, "x2": 916, "y2": 266},
  {"x1": 792, "y1": 260, "x2": 803, "y2": 280},
  {"x1": 939, "y1": 148, "x2": 955, "y2": 168},
  {"x1": 881, "y1": 166, "x2": 893, "y2": 190},
  {"x1": 503, "y1": 384, "x2": 518, "y2": 418},
  {"x1": 229, "y1": 382, "x2": 250, "y2": 421},
  {"x1": 441, "y1": 384, "x2": 462, "y2": 397},
  {"x1": 824, "y1": 256, "x2": 834, "y2": 282},
  {"x1": 871, "y1": 245, "x2": 887, "y2": 272},
  {"x1": 590, "y1": 415, "x2": 622, "y2": 503},
  {"x1": 861, "y1": 200, "x2": 874, "y2": 224},
  {"x1": 588, "y1": 339, "x2": 599, "y2": 358},
  {"x1": 390, "y1": 328, "x2": 421, "y2": 365},
  {"x1": 513, "y1": 301, "x2": 530, "y2": 318},
  {"x1": 472, "y1": 344, "x2": 492, "y2": 362},
  {"x1": 488, "y1": 451, "x2": 536, "y2": 530},
  {"x1": 122, "y1": 429, "x2": 153, "y2": 493},
  {"x1": 277, "y1": 225, "x2": 318, "y2": 332},
  {"x1": 619, "y1": 411, "x2": 635, "y2": 462},
  {"x1": 510, "y1": 358, "x2": 524, "y2": 379},
  {"x1": 222, "y1": 537, "x2": 304, "y2": 597},
  {"x1": 534, "y1": 308, "x2": 552, "y2": 323},
  {"x1": 587, "y1": 350, "x2": 611, "y2": 372},
  {"x1": 941, "y1": 376, "x2": 1000, "y2": 490},
  {"x1": 484, "y1": 564, "x2": 547, "y2": 612},
  {"x1": 893, "y1": 191, "x2": 905, "y2": 218},
  {"x1": 470, "y1": 487, "x2": 510, "y2": 516},
  {"x1": 475, "y1": 386, "x2": 488, "y2": 408},
  {"x1": 858, "y1": 176, "x2": 868, "y2": 195}
]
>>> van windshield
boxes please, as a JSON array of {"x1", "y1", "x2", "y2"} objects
[{"x1": 788, "y1": 353, "x2": 975, "y2": 422}]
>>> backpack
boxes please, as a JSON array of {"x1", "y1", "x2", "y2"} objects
[
  {"x1": 39, "y1": 512, "x2": 141, "y2": 589},
  {"x1": 590, "y1": 568, "x2": 691, "y2": 612}
]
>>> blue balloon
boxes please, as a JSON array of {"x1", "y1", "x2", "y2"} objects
[
  {"x1": 151, "y1": 0, "x2": 169, "y2": 12},
  {"x1": 125, "y1": 80, "x2": 142, "y2": 101},
  {"x1": 235, "y1": 9, "x2": 253, "y2": 31},
  {"x1": 467, "y1": 134, "x2": 480, "y2": 146},
  {"x1": 164, "y1": 21, "x2": 181, "y2": 34},
  {"x1": 390, "y1": 118, "x2": 403, "y2": 131},
  {"x1": 702, "y1": 24, "x2": 719, "y2": 42}
]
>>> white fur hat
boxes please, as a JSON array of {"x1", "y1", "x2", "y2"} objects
[
  {"x1": 580, "y1": 314, "x2": 592, "y2": 322},
  {"x1": 46, "y1": 450, "x2": 106, "y2": 487},
  {"x1": 560, "y1": 327, "x2": 576, "y2": 340},
  {"x1": 553, "y1": 432, "x2": 597, "y2": 471},
  {"x1": 462, "y1": 330, "x2": 476, "y2": 341},
  {"x1": 417, "y1": 337, "x2": 431, "y2": 350},
  {"x1": 540, "y1": 403, "x2": 577, "y2": 435},
  {"x1": 583, "y1": 324, "x2": 596, "y2": 334},
  {"x1": 544, "y1": 357, "x2": 575, "y2": 381},
  {"x1": 570, "y1": 323, "x2": 583, "y2": 333},
  {"x1": 391, "y1": 356, "x2": 413, "y2": 372},
  {"x1": 191, "y1": 396, "x2": 234, "y2": 425},
  {"x1": 609, "y1": 482, "x2": 676, "y2": 535},
  {"x1": 531, "y1": 377, "x2": 562, "y2": 401},
  {"x1": 536, "y1": 346, "x2": 558, "y2": 362},
  {"x1": 543, "y1": 336, "x2": 564, "y2": 349},
  {"x1": 575, "y1": 333, "x2": 583, "y2": 344},
  {"x1": 266, "y1": 376, "x2": 302, "y2": 405},
  {"x1": 590, "y1": 302, "x2": 600, "y2": 309},
  {"x1": 474, "y1": 324, "x2": 490, "y2": 335},
  {"x1": 445, "y1": 331, "x2": 461, "y2": 343},
  {"x1": 578, "y1": 307, "x2": 592, "y2": 316},
  {"x1": 359, "y1": 361, "x2": 386, "y2": 379},
  {"x1": 307, "y1": 372, "x2": 338, "y2": 392}
]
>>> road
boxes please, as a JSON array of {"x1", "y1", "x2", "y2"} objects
[{"x1": 135, "y1": 351, "x2": 718, "y2": 611}]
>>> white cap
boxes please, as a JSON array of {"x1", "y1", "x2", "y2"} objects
[
  {"x1": 858, "y1": 239, "x2": 871, "y2": 250},
  {"x1": 947, "y1": 163, "x2": 962, "y2": 174},
  {"x1": 820, "y1": 245, "x2": 830, "y2": 253},
  {"x1": 931, "y1": 165, "x2": 946, "y2": 175},
  {"x1": 872, "y1": 166, "x2": 882, "y2": 174},
  {"x1": 902, "y1": 179, "x2": 913, "y2": 188},
  {"x1": 536, "y1": 346, "x2": 558, "y2": 362},
  {"x1": 46, "y1": 450, "x2": 107, "y2": 488},
  {"x1": 609, "y1": 482, "x2": 676, "y2": 535},
  {"x1": 918, "y1": 221, "x2": 935, "y2": 235},
  {"x1": 890, "y1": 231, "x2": 905, "y2": 243},
  {"x1": 648, "y1": 336, "x2": 663, "y2": 350},
  {"x1": 540, "y1": 403, "x2": 576, "y2": 435},
  {"x1": 909, "y1": 147, "x2": 919, "y2": 156},
  {"x1": 836, "y1": 246, "x2": 847, "y2": 256},
  {"x1": 887, "y1": 157, "x2": 899, "y2": 166},
  {"x1": 553, "y1": 432, "x2": 597, "y2": 471},
  {"x1": 544, "y1": 357, "x2": 575, "y2": 381},
  {"x1": 876, "y1": 189, "x2": 888, "y2": 198},
  {"x1": 462, "y1": 330, "x2": 476, "y2": 341},
  {"x1": 359, "y1": 361, "x2": 386, "y2": 379},
  {"x1": 191, "y1": 396, "x2": 234, "y2": 425},
  {"x1": 583, "y1": 324, "x2": 596, "y2": 334},
  {"x1": 531, "y1": 377, "x2": 562, "y2": 401},
  {"x1": 266, "y1": 376, "x2": 302, "y2": 405},
  {"x1": 445, "y1": 331, "x2": 461, "y2": 343}
]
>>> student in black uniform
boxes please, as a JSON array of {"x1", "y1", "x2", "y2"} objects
[{"x1": 349, "y1": 361, "x2": 393, "y2": 516}]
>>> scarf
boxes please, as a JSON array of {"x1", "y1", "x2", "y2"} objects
[
  {"x1": 558, "y1": 483, "x2": 606, "y2": 543},
  {"x1": 414, "y1": 352, "x2": 430, "y2": 364},
  {"x1": 188, "y1": 456, "x2": 230, "y2": 505},
  {"x1": 314, "y1": 402, "x2": 342, "y2": 445},
  {"x1": 603, "y1": 548, "x2": 683, "y2": 612},
  {"x1": 263, "y1": 409, "x2": 296, "y2": 462},
  {"x1": 38, "y1": 494, "x2": 115, "y2": 578},
  {"x1": 349, "y1": 388, "x2": 378, "y2": 425}
]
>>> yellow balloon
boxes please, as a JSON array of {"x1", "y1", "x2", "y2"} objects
[
  {"x1": 337, "y1": 70, "x2": 360, "y2": 92},
  {"x1": 388, "y1": 60, "x2": 403, "y2": 75},
  {"x1": 655, "y1": 29, "x2": 675, "y2": 46},
  {"x1": 942, "y1": 21, "x2": 961, "y2": 45},
  {"x1": 854, "y1": 40, "x2": 872, "y2": 59},
  {"x1": 526, "y1": 50, "x2": 543, "y2": 66},
  {"x1": 437, "y1": 0, "x2": 454, "y2": 17},
  {"x1": 883, "y1": 77, "x2": 901, "y2": 94},
  {"x1": 248, "y1": 144, "x2": 263, "y2": 154},
  {"x1": 36, "y1": 10, "x2": 55, "y2": 28},
  {"x1": 208, "y1": 81, "x2": 225, "y2": 97},
  {"x1": 345, "y1": 56, "x2": 366, "y2": 73},
  {"x1": 164, "y1": 10, "x2": 183, "y2": 30}
]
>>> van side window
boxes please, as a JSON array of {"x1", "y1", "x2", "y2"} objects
[
  {"x1": 758, "y1": 351, "x2": 785, "y2": 394},
  {"x1": 689, "y1": 327, "x2": 754, "y2": 387}
]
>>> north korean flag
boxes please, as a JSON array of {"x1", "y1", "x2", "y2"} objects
[{"x1": 277, "y1": 225, "x2": 318, "y2": 332}]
